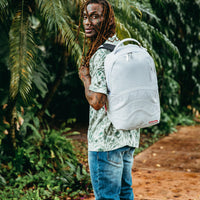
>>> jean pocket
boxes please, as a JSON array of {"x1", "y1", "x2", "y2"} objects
[
  {"x1": 107, "y1": 150, "x2": 123, "y2": 165},
  {"x1": 127, "y1": 147, "x2": 135, "y2": 157}
]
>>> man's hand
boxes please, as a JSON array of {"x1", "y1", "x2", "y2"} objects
[
  {"x1": 79, "y1": 66, "x2": 90, "y2": 83},
  {"x1": 79, "y1": 66, "x2": 107, "y2": 110}
]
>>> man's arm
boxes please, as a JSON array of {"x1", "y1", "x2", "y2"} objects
[{"x1": 79, "y1": 66, "x2": 107, "y2": 110}]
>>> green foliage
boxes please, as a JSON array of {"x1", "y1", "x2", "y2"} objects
[
  {"x1": 36, "y1": 0, "x2": 82, "y2": 66},
  {"x1": 0, "y1": 95, "x2": 91, "y2": 199},
  {"x1": 150, "y1": 0, "x2": 200, "y2": 112},
  {"x1": 0, "y1": 0, "x2": 83, "y2": 117},
  {"x1": 0, "y1": 125, "x2": 92, "y2": 199},
  {"x1": 9, "y1": 1, "x2": 37, "y2": 102}
]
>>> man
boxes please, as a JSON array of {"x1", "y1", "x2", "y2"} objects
[{"x1": 79, "y1": 0, "x2": 140, "y2": 199}]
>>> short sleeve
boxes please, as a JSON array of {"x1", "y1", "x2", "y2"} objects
[{"x1": 89, "y1": 49, "x2": 108, "y2": 95}]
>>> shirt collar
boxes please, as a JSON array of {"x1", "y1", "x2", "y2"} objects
[{"x1": 105, "y1": 34, "x2": 119, "y2": 44}]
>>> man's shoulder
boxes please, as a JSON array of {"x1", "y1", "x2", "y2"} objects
[
  {"x1": 93, "y1": 35, "x2": 120, "y2": 59},
  {"x1": 90, "y1": 35, "x2": 120, "y2": 66}
]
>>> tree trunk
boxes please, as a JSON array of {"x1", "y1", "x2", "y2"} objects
[{"x1": 3, "y1": 97, "x2": 18, "y2": 155}]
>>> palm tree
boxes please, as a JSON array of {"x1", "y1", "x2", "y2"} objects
[{"x1": 0, "y1": 0, "x2": 82, "y2": 151}]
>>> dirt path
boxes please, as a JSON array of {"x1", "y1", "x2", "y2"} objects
[{"x1": 85, "y1": 125, "x2": 200, "y2": 200}]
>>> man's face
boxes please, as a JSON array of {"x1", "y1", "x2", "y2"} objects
[{"x1": 83, "y1": 3, "x2": 104, "y2": 39}]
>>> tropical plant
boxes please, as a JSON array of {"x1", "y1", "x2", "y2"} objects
[
  {"x1": 0, "y1": 0, "x2": 83, "y2": 152},
  {"x1": 150, "y1": 0, "x2": 200, "y2": 113},
  {"x1": 0, "y1": 125, "x2": 92, "y2": 199},
  {"x1": 0, "y1": 0, "x2": 91, "y2": 198}
]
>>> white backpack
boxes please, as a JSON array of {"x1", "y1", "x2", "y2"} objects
[{"x1": 101, "y1": 38, "x2": 160, "y2": 130}]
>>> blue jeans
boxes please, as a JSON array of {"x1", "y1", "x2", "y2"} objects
[{"x1": 88, "y1": 146, "x2": 135, "y2": 200}]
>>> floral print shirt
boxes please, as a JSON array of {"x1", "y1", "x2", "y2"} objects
[{"x1": 88, "y1": 35, "x2": 140, "y2": 152}]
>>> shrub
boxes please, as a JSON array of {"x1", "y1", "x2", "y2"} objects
[{"x1": 0, "y1": 125, "x2": 92, "y2": 199}]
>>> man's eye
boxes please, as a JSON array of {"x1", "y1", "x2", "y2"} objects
[
  {"x1": 92, "y1": 15, "x2": 99, "y2": 19},
  {"x1": 83, "y1": 16, "x2": 87, "y2": 20}
]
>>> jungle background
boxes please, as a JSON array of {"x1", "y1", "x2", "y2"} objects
[{"x1": 0, "y1": 0, "x2": 199, "y2": 199}]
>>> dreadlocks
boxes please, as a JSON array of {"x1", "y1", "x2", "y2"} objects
[{"x1": 80, "y1": 0, "x2": 116, "y2": 67}]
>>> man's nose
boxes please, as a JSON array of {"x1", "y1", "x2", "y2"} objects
[{"x1": 85, "y1": 17, "x2": 92, "y2": 25}]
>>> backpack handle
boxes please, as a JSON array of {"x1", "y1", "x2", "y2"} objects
[{"x1": 113, "y1": 38, "x2": 141, "y2": 54}]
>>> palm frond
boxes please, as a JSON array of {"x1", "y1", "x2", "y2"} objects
[
  {"x1": 0, "y1": 0, "x2": 9, "y2": 22},
  {"x1": 9, "y1": 1, "x2": 37, "y2": 101},
  {"x1": 109, "y1": 0, "x2": 140, "y2": 20},
  {"x1": 36, "y1": 0, "x2": 82, "y2": 66},
  {"x1": 134, "y1": 1, "x2": 160, "y2": 24},
  {"x1": 112, "y1": 0, "x2": 180, "y2": 70},
  {"x1": 0, "y1": 0, "x2": 7, "y2": 10},
  {"x1": 115, "y1": 17, "x2": 132, "y2": 39}
]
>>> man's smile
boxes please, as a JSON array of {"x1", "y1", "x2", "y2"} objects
[{"x1": 85, "y1": 28, "x2": 94, "y2": 33}]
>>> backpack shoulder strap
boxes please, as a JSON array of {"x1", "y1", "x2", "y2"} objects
[{"x1": 98, "y1": 43, "x2": 116, "y2": 52}]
